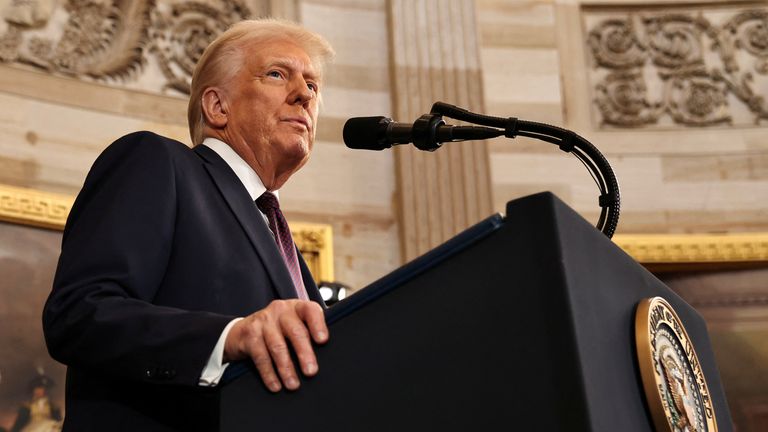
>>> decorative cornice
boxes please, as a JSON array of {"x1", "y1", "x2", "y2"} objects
[
  {"x1": 613, "y1": 233, "x2": 768, "y2": 265},
  {"x1": 0, "y1": 184, "x2": 73, "y2": 230}
]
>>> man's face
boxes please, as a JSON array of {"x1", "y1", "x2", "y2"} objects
[{"x1": 224, "y1": 38, "x2": 321, "y2": 186}]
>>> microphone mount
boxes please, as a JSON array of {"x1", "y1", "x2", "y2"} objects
[
  {"x1": 427, "y1": 102, "x2": 620, "y2": 238},
  {"x1": 411, "y1": 113, "x2": 446, "y2": 151}
]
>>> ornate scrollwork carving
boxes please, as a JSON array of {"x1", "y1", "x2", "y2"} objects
[
  {"x1": 644, "y1": 14, "x2": 708, "y2": 71},
  {"x1": 150, "y1": 1, "x2": 251, "y2": 94},
  {"x1": 0, "y1": 0, "x2": 253, "y2": 95},
  {"x1": 586, "y1": 5, "x2": 768, "y2": 128},
  {"x1": 595, "y1": 71, "x2": 661, "y2": 127},
  {"x1": 588, "y1": 18, "x2": 647, "y2": 69},
  {"x1": 667, "y1": 74, "x2": 731, "y2": 126},
  {"x1": 2, "y1": 0, "x2": 155, "y2": 81},
  {"x1": 725, "y1": 10, "x2": 768, "y2": 74}
]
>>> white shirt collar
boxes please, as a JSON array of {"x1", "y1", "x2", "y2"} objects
[{"x1": 201, "y1": 137, "x2": 278, "y2": 202}]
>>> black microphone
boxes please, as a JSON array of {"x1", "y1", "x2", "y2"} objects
[{"x1": 343, "y1": 114, "x2": 502, "y2": 151}]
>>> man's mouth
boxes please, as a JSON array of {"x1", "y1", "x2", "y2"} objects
[{"x1": 281, "y1": 117, "x2": 310, "y2": 131}]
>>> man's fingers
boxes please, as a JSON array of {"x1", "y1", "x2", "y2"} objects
[
  {"x1": 280, "y1": 313, "x2": 319, "y2": 377},
  {"x1": 248, "y1": 338, "x2": 282, "y2": 392},
  {"x1": 263, "y1": 323, "x2": 300, "y2": 390},
  {"x1": 237, "y1": 300, "x2": 329, "y2": 392},
  {"x1": 296, "y1": 301, "x2": 329, "y2": 344}
]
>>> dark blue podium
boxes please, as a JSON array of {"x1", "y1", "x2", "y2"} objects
[{"x1": 215, "y1": 192, "x2": 732, "y2": 431}]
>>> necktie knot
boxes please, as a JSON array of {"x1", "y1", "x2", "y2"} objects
[{"x1": 256, "y1": 191, "x2": 280, "y2": 212}]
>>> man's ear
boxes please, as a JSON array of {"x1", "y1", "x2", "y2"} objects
[{"x1": 201, "y1": 87, "x2": 228, "y2": 128}]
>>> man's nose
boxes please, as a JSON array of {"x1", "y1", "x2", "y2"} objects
[{"x1": 289, "y1": 79, "x2": 315, "y2": 106}]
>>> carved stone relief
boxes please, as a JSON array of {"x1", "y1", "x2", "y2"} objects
[
  {"x1": 0, "y1": 0, "x2": 255, "y2": 96},
  {"x1": 584, "y1": 3, "x2": 768, "y2": 128}
]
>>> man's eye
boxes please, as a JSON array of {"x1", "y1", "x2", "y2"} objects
[
  {"x1": 266, "y1": 70, "x2": 283, "y2": 79},
  {"x1": 307, "y1": 82, "x2": 318, "y2": 92}
]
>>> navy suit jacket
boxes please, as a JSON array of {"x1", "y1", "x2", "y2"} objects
[{"x1": 43, "y1": 131, "x2": 323, "y2": 430}]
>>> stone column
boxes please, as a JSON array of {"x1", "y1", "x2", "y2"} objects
[{"x1": 388, "y1": 0, "x2": 493, "y2": 261}]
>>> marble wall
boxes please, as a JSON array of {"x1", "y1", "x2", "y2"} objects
[{"x1": 478, "y1": 0, "x2": 768, "y2": 235}]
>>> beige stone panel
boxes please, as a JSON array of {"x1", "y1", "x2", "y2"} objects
[
  {"x1": 314, "y1": 115, "x2": 346, "y2": 144},
  {"x1": 477, "y1": 0, "x2": 557, "y2": 22},
  {"x1": 332, "y1": 220, "x2": 399, "y2": 291},
  {"x1": 745, "y1": 131, "x2": 768, "y2": 152},
  {"x1": 0, "y1": 92, "x2": 189, "y2": 194},
  {"x1": 488, "y1": 151, "x2": 768, "y2": 219},
  {"x1": 479, "y1": 22, "x2": 557, "y2": 48},
  {"x1": 302, "y1": 0, "x2": 385, "y2": 10},
  {"x1": 0, "y1": 65, "x2": 188, "y2": 125},
  {"x1": 484, "y1": 101, "x2": 564, "y2": 127},
  {"x1": 586, "y1": 128, "x2": 767, "y2": 157},
  {"x1": 281, "y1": 139, "x2": 396, "y2": 210},
  {"x1": 324, "y1": 64, "x2": 389, "y2": 92},
  {"x1": 662, "y1": 154, "x2": 768, "y2": 182},
  {"x1": 301, "y1": 2, "x2": 389, "y2": 68},
  {"x1": 604, "y1": 209, "x2": 768, "y2": 234},
  {"x1": 490, "y1": 152, "x2": 603, "y2": 184},
  {"x1": 481, "y1": 47, "x2": 562, "y2": 104},
  {"x1": 490, "y1": 153, "x2": 604, "y2": 209},
  {"x1": 620, "y1": 181, "x2": 768, "y2": 212},
  {"x1": 489, "y1": 136, "x2": 557, "y2": 154},
  {"x1": 320, "y1": 86, "x2": 392, "y2": 118},
  {"x1": 0, "y1": 155, "x2": 38, "y2": 188},
  {"x1": 481, "y1": 47, "x2": 560, "y2": 79},
  {"x1": 477, "y1": 0, "x2": 556, "y2": 48}
]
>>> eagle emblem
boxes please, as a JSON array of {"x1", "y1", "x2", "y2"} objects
[{"x1": 635, "y1": 297, "x2": 718, "y2": 432}]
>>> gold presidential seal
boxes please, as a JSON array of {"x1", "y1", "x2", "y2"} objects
[{"x1": 635, "y1": 297, "x2": 717, "y2": 432}]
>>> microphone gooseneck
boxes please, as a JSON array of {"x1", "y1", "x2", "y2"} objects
[{"x1": 342, "y1": 103, "x2": 621, "y2": 238}]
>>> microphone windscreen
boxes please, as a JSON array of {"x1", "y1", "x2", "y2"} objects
[{"x1": 343, "y1": 116, "x2": 390, "y2": 150}]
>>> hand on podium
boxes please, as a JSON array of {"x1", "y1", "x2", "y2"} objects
[{"x1": 224, "y1": 299, "x2": 329, "y2": 392}]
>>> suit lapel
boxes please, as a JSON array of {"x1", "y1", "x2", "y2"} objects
[{"x1": 194, "y1": 145, "x2": 298, "y2": 300}]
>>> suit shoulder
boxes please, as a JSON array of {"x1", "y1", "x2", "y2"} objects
[
  {"x1": 88, "y1": 131, "x2": 193, "y2": 176},
  {"x1": 105, "y1": 131, "x2": 190, "y2": 157}
]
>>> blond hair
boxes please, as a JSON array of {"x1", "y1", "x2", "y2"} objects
[{"x1": 187, "y1": 18, "x2": 335, "y2": 146}]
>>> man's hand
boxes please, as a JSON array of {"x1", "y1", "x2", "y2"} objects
[{"x1": 223, "y1": 299, "x2": 328, "y2": 392}]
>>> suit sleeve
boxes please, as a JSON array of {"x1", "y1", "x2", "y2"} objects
[{"x1": 43, "y1": 132, "x2": 235, "y2": 386}]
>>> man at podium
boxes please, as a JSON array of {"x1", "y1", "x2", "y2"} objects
[{"x1": 42, "y1": 19, "x2": 335, "y2": 430}]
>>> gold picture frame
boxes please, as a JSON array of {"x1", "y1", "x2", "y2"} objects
[{"x1": 0, "y1": 184, "x2": 335, "y2": 283}]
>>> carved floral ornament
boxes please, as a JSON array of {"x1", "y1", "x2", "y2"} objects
[
  {"x1": 585, "y1": 6, "x2": 768, "y2": 128},
  {"x1": 0, "y1": 0, "x2": 253, "y2": 96}
]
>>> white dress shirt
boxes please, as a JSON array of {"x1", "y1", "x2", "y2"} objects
[{"x1": 197, "y1": 137, "x2": 279, "y2": 386}]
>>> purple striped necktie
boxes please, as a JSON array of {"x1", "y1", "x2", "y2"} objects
[{"x1": 255, "y1": 192, "x2": 308, "y2": 300}]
